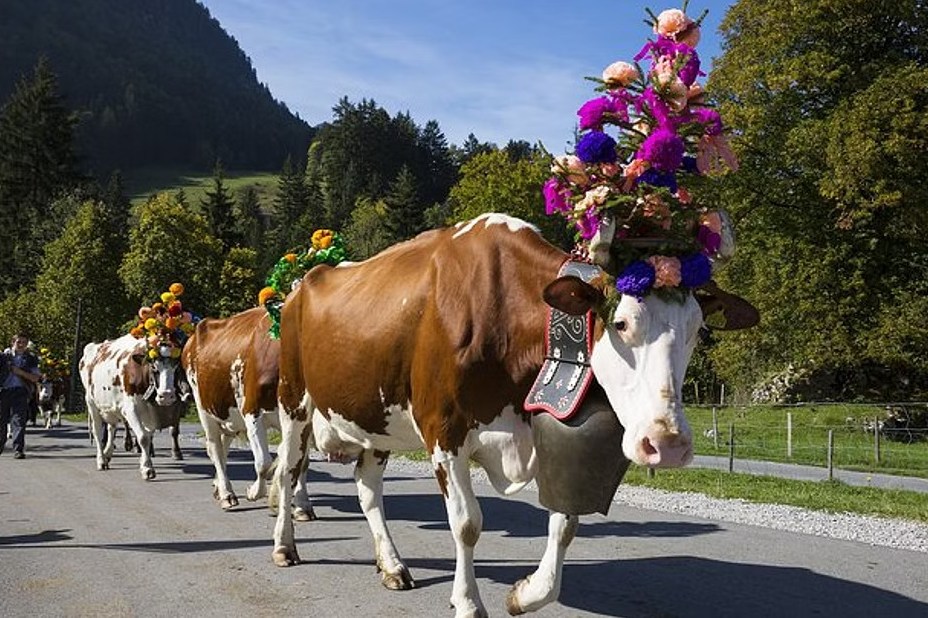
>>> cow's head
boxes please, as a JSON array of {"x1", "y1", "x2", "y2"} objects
[
  {"x1": 544, "y1": 274, "x2": 757, "y2": 469},
  {"x1": 129, "y1": 344, "x2": 187, "y2": 406},
  {"x1": 37, "y1": 378, "x2": 54, "y2": 404}
]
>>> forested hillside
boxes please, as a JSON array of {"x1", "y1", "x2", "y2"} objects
[{"x1": 0, "y1": 0, "x2": 313, "y2": 174}]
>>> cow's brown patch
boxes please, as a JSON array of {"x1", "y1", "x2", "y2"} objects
[
  {"x1": 278, "y1": 220, "x2": 566, "y2": 461},
  {"x1": 182, "y1": 307, "x2": 279, "y2": 422},
  {"x1": 434, "y1": 463, "x2": 448, "y2": 498}
]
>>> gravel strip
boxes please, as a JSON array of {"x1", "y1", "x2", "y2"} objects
[{"x1": 384, "y1": 456, "x2": 928, "y2": 555}]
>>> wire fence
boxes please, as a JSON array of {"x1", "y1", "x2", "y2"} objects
[{"x1": 686, "y1": 402, "x2": 928, "y2": 478}]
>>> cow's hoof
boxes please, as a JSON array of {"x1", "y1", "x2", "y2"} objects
[
  {"x1": 143, "y1": 469, "x2": 156, "y2": 481},
  {"x1": 291, "y1": 506, "x2": 317, "y2": 522},
  {"x1": 246, "y1": 484, "x2": 266, "y2": 502},
  {"x1": 272, "y1": 546, "x2": 301, "y2": 567},
  {"x1": 172, "y1": 451, "x2": 183, "y2": 461},
  {"x1": 450, "y1": 603, "x2": 488, "y2": 618},
  {"x1": 381, "y1": 565, "x2": 415, "y2": 590},
  {"x1": 220, "y1": 495, "x2": 239, "y2": 510},
  {"x1": 505, "y1": 580, "x2": 527, "y2": 615}
]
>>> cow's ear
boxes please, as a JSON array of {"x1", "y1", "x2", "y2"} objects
[
  {"x1": 543, "y1": 276, "x2": 603, "y2": 316},
  {"x1": 131, "y1": 353, "x2": 146, "y2": 365},
  {"x1": 695, "y1": 280, "x2": 760, "y2": 330}
]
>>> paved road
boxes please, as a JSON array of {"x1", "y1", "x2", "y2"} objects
[{"x1": 1, "y1": 422, "x2": 927, "y2": 618}]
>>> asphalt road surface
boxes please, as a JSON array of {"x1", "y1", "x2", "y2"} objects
[{"x1": 1, "y1": 422, "x2": 927, "y2": 618}]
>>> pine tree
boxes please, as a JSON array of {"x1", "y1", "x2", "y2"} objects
[
  {"x1": 234, "y1": 185, "x2": 265, "y2": 252},
  {"x1": 271, "y1": 155, "x2": 309, "y2": 252},
  {"x1": 102, "y1": 170, "x2": 131, "y2": 245},
  {"x1": 201, "y1": 159, "x2": 239, "y2": 251},
  {"x1": 384, "y1": 165, "x2": 422, "y2": 242},
  {"x1": 0, "y1": 57, "x2": 81, "y2": 294}
]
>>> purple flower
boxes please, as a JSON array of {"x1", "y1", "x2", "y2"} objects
[
  {"x1": 543, "y1": 177, "x2": 570, "y2": 215},
  {"x1": 577, "y1": 210, "x2": 602, "y2": 240},
  {"x1": 636, "y1": 127, "x2": 685, "y2": 172},
  {"x1": 689, "y1": 107, "x2": 723, "y2": 136},
  {"x1": 577, "y1": 96, "x2": 625, "y2": 131},
  {"x1": 678, "y1": 50, "x2": 702, "y2": 86},
  {"x1": 638, "y1": 87, "x2": 672, "y2": 128},
  {"x1": 576, "y1": 131, "x2": 617, "y2": 164},
  {"x1": 681, "y1": 156, "x2": 699, "y2": 174},
  {"x1": 680, "y1": 253, "x2": 712, "y2": 287},
  {"x1": 638, "y1": 168, "x2": 678, "y2": 193},
  {"x1": 616, "y1": 260, "x2": 656, "y2": 298},
  {"x1": 697, "y1": 225, "x2": 721, "y2": 255}
]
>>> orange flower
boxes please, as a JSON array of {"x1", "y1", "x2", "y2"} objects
[
  {"x1": 311, "y1": 229, "x2": 335, "y2": 250},
  {"x1": 130, "y1": 327, "x2": 144, "y2": 338},
  {"x1": 258, "y1": 286, "x2": 278, "y2": 305},
  {"x1": 284, "y1": 253, "x2": 297, "y2": 263},
  {"x1": 169, "y1": 282, "x2": 184, "y2": 296},
  {"x1": 165, "y1": 316, "x2": 179, "y2": 330}
]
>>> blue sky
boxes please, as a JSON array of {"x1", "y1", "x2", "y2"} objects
[{"x1": 197, "y1": 1, "x2": 735, "y2": 153}]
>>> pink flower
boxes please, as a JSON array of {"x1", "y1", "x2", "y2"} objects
[
  {"x1": 602, "y1": 61, "x2": 640, "y2": 88},
  {"x1": 676, "y1": 187, "x2": 693, "y2": 204},
  {"x1": 552, "y1": 154, "x2": 589, "y2": 185},
  {"x1": 654, "y1": 9, "x2": 688, "y2": 38},
  {"x1": 622, "y1": 158, "x2": 650, "y2": 192},
  {"x1": 678, "y1": 22, "x2": 701, "y2": 47},
  {"x1": 647, "y1": 255, "x2": 682, "y2": 288},
  {"x1": 700, "y1": 211, "x2": 723, "y2": 234},
  {"x1": 642, "y1": 195, "x2": 672, "y2": 230}
]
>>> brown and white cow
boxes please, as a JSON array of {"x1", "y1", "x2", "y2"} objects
[
  {"x1": 271, "y1": 214, "x2": 748, "y2": 617},
  {"x1": 181, "y1": 306, "x2": 315, "y2": 518},
  {"x1": 79, "y1": 334, "x2": 189, "y2": 480}
]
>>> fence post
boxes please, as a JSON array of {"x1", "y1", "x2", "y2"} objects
[
  {"x1": 827, "y1": 429, "x2": 834, "y2": 481},
  {"x1": 728, "y1": 422, "x2": 735, "y2": 473},
  {"x1": 712, "y1": 406, "x2": 719, "y2": 450},
  {"x1": 647, "y1": 467, "x2": 655, "y2": 479},
  {"x1": 720, "y1": 384, "x2": 726, "y2": 407},
  {"x1": 873, "y1": 417, "x2": 881, "y2": 464},
  {"x1": 787, "y1": 412, "x2": 793, "y2": 459}
]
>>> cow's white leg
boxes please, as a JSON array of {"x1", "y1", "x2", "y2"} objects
[
  {"x1": 437, "y1": 450, "x2": 487, "y2": 618},
  {"x1": 355, "y1": 449, "x2": 413, "y2": 590},
  {"x1": 291, "y1": 453, "x2": 316, "y2": 521},
  {"x1": 245, "y1": 412, "x2": 272, "y2": 501},
  {"x1": 122, "y1": 407, "x2": 155, "y2": 480},
  {"x1": 271, "y1": 407, "x2": 310, "y2": 567},
  {"x1": 102, "y1": 422, "x2": 117, "y2": 467},
  {"x1": 86, "y1": 403, "x2": 109, "y2": 470},
  {"x1": 505, "y1": 512, "x2": 579, "y2": 615},
  {"x1": 199, "y1": 408, "x2": 237, "y2": 509}
]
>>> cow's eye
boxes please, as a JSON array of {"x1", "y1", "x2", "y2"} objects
[{"x1": 614, "y1": 319, "x2": 627, "y2": 332}]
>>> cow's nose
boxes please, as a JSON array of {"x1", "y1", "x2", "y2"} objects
[
  {"x1": 637, "y1": 427, "x2": 693, "y2": 468},
  {"x1": 155, "y1": 392, "x2": 176, "y2": 406}
]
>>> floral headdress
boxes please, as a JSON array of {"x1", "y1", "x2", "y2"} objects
[
  {"x1": 544, "y1": 3, "x2": 738, "y2": 301},
  {"x1": 38, "y1": 347, "x2": 68, "y2": 380},
  {"x1": 258, "y1": 229, "x2": 348, "y2": 338},
  {"x1": 129, "y1": 282, "x2": 197, "y2": 360}
]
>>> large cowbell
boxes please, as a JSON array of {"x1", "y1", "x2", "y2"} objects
[{"x1": 532, "y1": 384, "x2": 630, "y2": 516}]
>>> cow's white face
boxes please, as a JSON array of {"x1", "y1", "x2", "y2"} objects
[
  {"x1": 149, "y1": 347, "x2": 181, "y2": 406},
  {"x1": 590, "y1": 293, "x2": 700, "y2": 468},
  {"x1": 38, "y1": 379, "x2": 54, "y2": 403}
]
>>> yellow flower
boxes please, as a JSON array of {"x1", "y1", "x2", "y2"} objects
[
  {"x1": 161, "y1": 292, "x2": 175, "y2": 304},
  {"x1": 144, "y1": 318, "x2": 158, "y2": 331},
  {"x1": 312, "y1": 229, "x2": 334, "y2": 250},
  {"x1": 169, "y1": 282, "x2": 184, "y2": 296},
  {"x1": 148, "y1": 348, "x2": 158, "y2": 359},
  {"x1": 257, "y1": 286, "x2": 278, "y2": 306}
]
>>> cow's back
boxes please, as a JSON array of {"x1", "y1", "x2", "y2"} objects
[
  {"x1": 80, "y1": 335, "x2": 139, "y2": 421},
  {"x1": 280, "y1": 215, "x2": 566, "y2": 445}
]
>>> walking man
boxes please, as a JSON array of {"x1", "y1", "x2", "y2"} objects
[{"x1": 1, "y1": 334, "x2": 41, "y2": 458}]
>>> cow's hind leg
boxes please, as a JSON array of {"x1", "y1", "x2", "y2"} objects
[
  {"x1": 87, "y1": 404, "x2": 110, "y2": 470},
  {"x1": 436, "y1": 449, "x2": 487, "y2": 618},
  {"x1": 505, "y1": 512, "x2": 578, "y2": 615},
  {"x1": 245, "y1": 412, "x2": 272, "y2": 501},
  {"x1": 356, "y1": 449, "x2": 413, "y2": 590},
  {"x1": 271, "y1": 406, "x2": 311, "y2": 567}
]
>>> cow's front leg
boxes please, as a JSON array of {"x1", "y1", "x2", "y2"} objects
[
  {"x1": 124, "y1": 411, "x2": 155, "y2": 480},
  {"x1": 199, "y1": 410, "x2": 237, "y2": 509},
  {"x1": 170, "y1": 424, "x2": 183, "y2": 460},
  {"x1": 87, "y1": 407, "x2": 110, "y2": 470},
  {"x1": 436, "y1": 449, "x2": 487, "y2": 618},
  {"x1": 356, "y1": 449, "x2": 413, "y2": 590},
  {"x1": 271, "y1": 408, "x2": 310, "y2": 567},
  {"x1": 245, "y1": 412, "x2": 272, "y2": 501},
  {"x1": 505, "y1": 512, "x2": 578, "y2": 615}
]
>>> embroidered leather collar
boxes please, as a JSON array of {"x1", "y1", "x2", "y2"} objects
[{"x1": 524, "y1": 260, "x2": 601, "y2": 421}]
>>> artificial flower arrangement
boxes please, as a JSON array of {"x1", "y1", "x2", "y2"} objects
[
  {"x1": 258, "y1": 229, "x2": 348, "y2": 338},
  {"x1": 544, "y1": 2, "x2": 738, "y2": 302},
  {"x1": 129, "y1": 282, "x2": 197, "y2": 360},
  {"x1": 37, "y1": 347, "x2": 68, "y2": 380}
]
